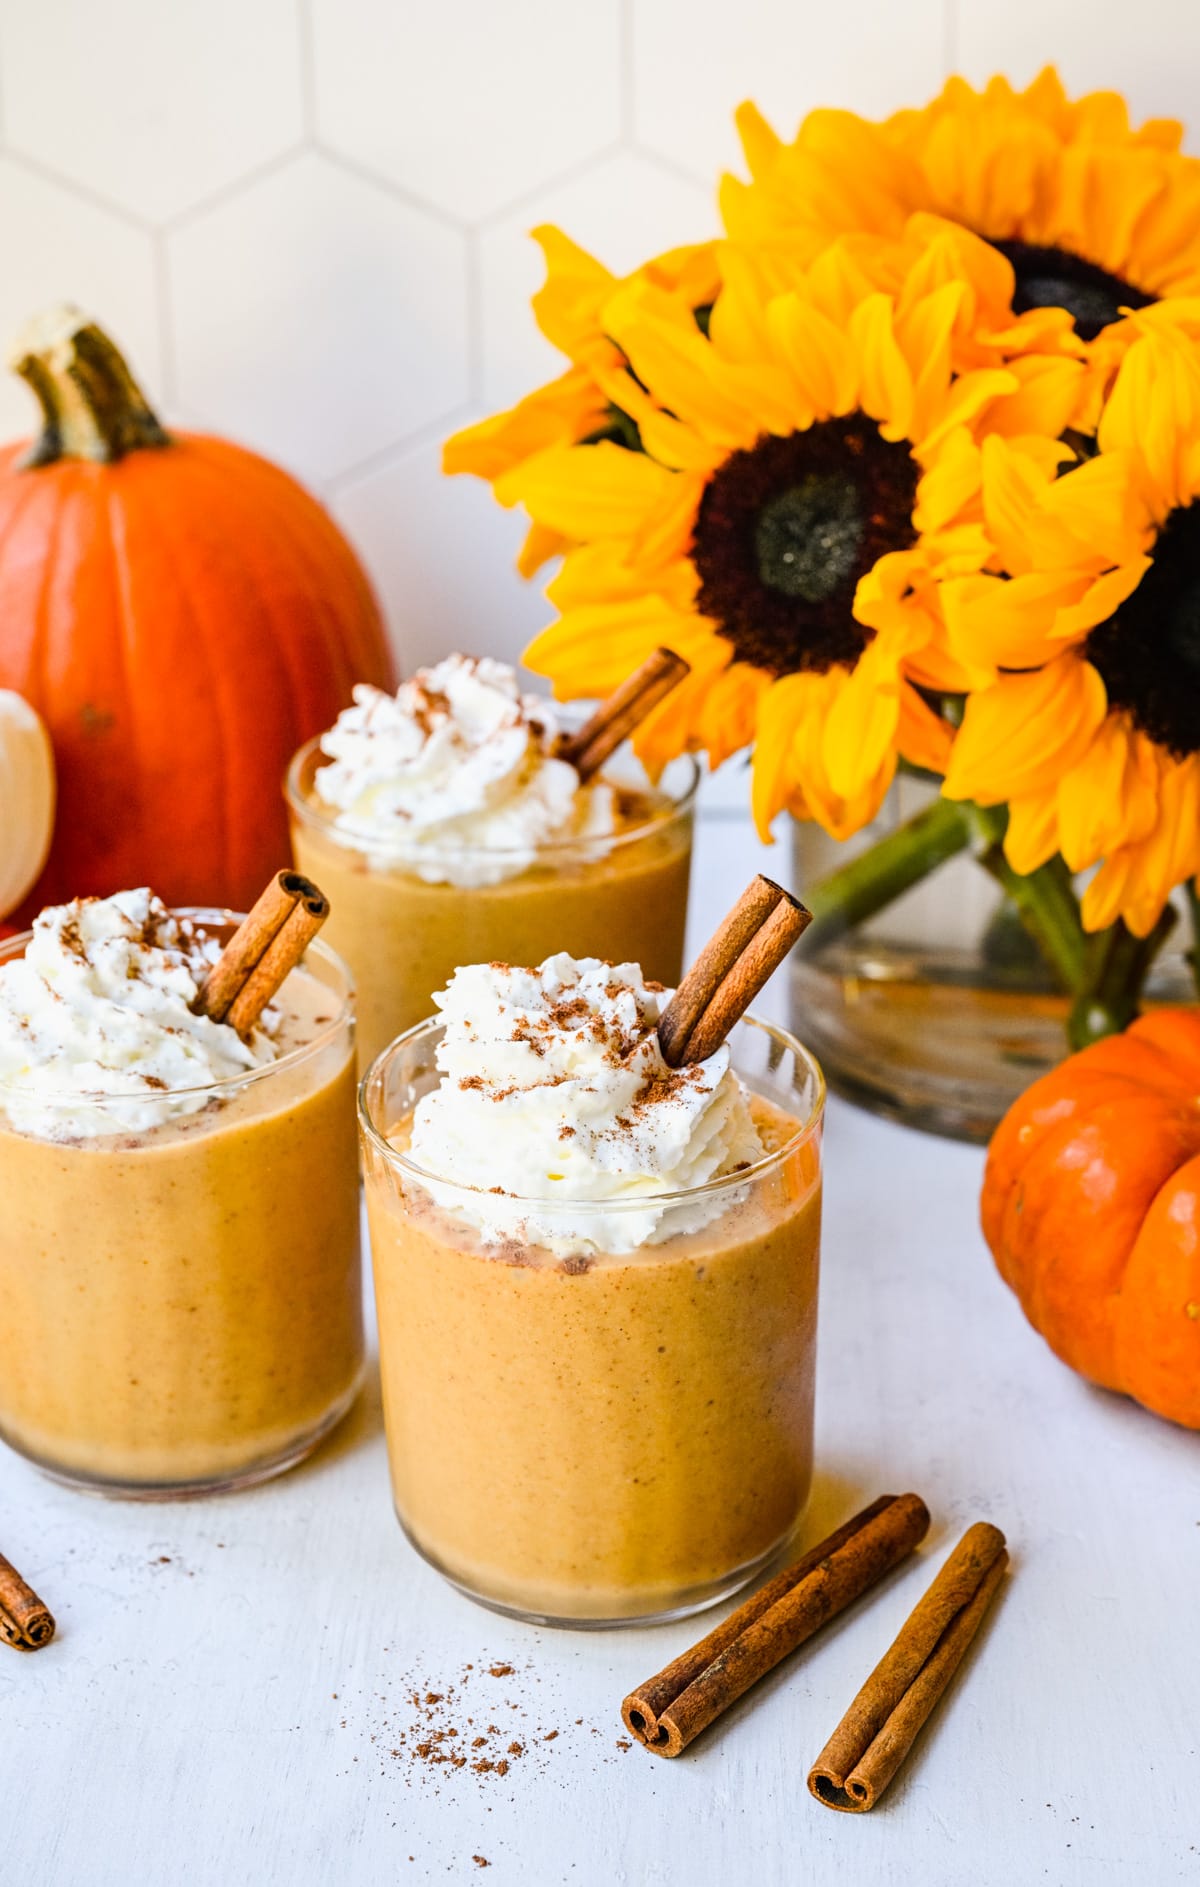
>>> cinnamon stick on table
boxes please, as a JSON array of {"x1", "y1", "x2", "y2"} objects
[
  {"x1": 622, "y1": 1493, "x2": 930, "y2": 1758},
  {"x1": 657, "y1": 874, "x2": 812, "y2": 1067},
  {"x1": 192, "y1": 869, "x2": 330, "y2": 1037},
  {"x1": 808, "y1": 1521, "x2": 1008, "y2": 1812},
  {"x1": 0, "y1": 1551, "x2": 55, "y2": 1651},
  {"x1": 557, "y1": 646, "x2": 689, "y2": 782}
]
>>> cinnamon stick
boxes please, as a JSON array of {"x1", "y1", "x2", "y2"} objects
[
  {"x1": 557, "y1": 647, "x2": 689, "y2": 782},
  {"x1": 193, "y1": 870, "x2": 329, "y2": 1037},
  {"x1": 623, "y1": 1492, "x2": 930, "y2": 1758},
  {"x1": 808, "y1": 1520, "x2": 1008, "y2": 1812},
  {"x1": 622, "y1": 1494, "x2": 896, "y2": 1747},
  {"x1": 0, "y1": 1550, "x2": 55, "y2": 1651},
  {"x1": 657, "y1": 875, "x2": 811, "y2": 1067},
  {"x1": 224, "y1": 884, "x2": 330, "y2": 1037}
]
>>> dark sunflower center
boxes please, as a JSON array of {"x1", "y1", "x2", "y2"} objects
[
  {"x1": 1086, "y1": 501, "x2": 1200, "y2": 756},
  {"x1": 691, "y1": 417, "x2": 920, "y2": 676},
  {"x1": 991, "y1": 239, "x2": 1157, "y2": 343}
]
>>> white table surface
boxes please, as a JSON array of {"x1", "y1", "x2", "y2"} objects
[{"x1": 4, "y1": 804, "x2": 1199, "y2": 1887}]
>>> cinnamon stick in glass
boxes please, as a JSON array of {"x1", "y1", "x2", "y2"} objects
[
  {"x1": 557, "y1": 646, "x2": 689, "y2": 782},
  {"x1": 622, "y1": 1492, "x2": 930, "y2": 1758},
  {"x1": 808, "y1": 1520, "x2": 1008, "y2": 1811},
  {"x1": 657, "y1": 874, "x2": 812, "y2": 1067},
  {"x1": 0, "y1": 1550, "x2": 55, "y2": 1651},
  {"x1": 193, "y1": 869, "x2": 329, "y2": 1036}
]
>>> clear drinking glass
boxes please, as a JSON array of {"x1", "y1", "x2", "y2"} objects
[
  {"x1": 286, "y1": 739, "x2": 699, "y2": 1076},
  {"x1": 360, "y1": 1014, "x2": 824, "y2": 1628},
  {"x1": 0, "y1": 916, "x2": 363, "y2": 1498}
]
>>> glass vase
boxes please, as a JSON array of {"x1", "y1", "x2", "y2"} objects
[{"x1": 789, "y1": 777, "x2": 1195, "y2": 1144}]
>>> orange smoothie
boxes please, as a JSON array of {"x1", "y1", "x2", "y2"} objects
[
  {"x1": 0, "y1": 909, "x2": 362, "y2": 1496},
  {"x1": 291, "y1": 766, "x2": 694, "y2": 1074},
  {"x1": 367, "y1": 1096, "x2": 820, "y2": 1621},
  {"x1": 285, "y1": 657, "x2": 696, "y2": 1075},
  {"x1": 359, "y1": 962, "x2": 825, "y2": 1626}
]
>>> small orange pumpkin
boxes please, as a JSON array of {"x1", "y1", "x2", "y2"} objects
[
  {"x1": 0, "y1": 306, "x2": 395, "y2": 921},
  {"x1": 983, "y1": 1008, "x2": 1200, "y2": 1429}
]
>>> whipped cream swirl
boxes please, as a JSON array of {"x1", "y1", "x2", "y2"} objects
[
  {"x1": 406, "y1": 953, "x2": 764, "y2": 1256},
  {"x1": 0, "y1": 889, "x2": 277, "y2": 1140},
  {"x1": 311, "y1": 655, "x2": 617, "y2": 888}
]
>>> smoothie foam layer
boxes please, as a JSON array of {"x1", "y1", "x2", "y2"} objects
[
  {"x1": 312, "y1": 655, "x2": 616, "y2": 887},
  {"x1": 407, "y1": 953, "x2": 764, "y2": 1256},
  {"x1": 0, "y1": 889, "x2": 277, "y2": 1139}
]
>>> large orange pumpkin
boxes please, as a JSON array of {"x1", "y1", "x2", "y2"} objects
[
  {"x1": 983, "y1": 1008, "x2": 1200, "y2": 1429},
  {"x1": 0, "y1": 306, "x2": 395, "y2": 921}
]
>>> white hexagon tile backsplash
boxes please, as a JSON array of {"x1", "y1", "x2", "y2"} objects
[{"x1": 0, "y1": 0, "x2": 1197, "y2": 672}]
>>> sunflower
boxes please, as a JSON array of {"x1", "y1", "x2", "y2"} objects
[
  {"x1": 482, "y1": 241, "x2": 1035, "y2": 841},
  {"x1": 940, "y1": 319, "x2": 1200, "y2": 936},
  {"x1": 444, "y1": 228, "x2": 718, "y2": 575},
  {"x1": 722, "y1": 68, "x2": 1200, "y2": 362}
]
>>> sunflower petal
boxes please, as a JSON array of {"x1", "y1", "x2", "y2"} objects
[
  {"x1": 943, "y1": 656, "x2": 1108, "y2": 804},
  {"x1": 1004, "y1": 790, "x2": 1061, "y2": 874},
  {"x1": 849, "y1": 294, "x2": 914, "y2": 440},
  {"x1": 823, "y1": 640, "x2": 903, "y2": 798},
  {"x1": 1057, "y1": 715, "x2": 1159, "y2": 872},
  {"x1": 494, "y1": 441, "x2": 676, "y2": 537},
  {"x1": 751, "y1": 675, "x2": 811, "y2": 840}
]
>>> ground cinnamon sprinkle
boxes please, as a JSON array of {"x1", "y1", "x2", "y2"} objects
[{"x1": 334, "y1": 1653, "x2": 625, "y2": 1793}]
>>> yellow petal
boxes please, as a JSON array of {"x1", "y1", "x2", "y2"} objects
[
  {"x1": 823, "y1": 638, "x2": 903, "y2": 798},
  {"x1": 942, "y1": 571, "x2": 1093, "y2": 672},
  {"x1": 517, "y1": 521, "x2": 569, "y2": 577},
  {"x1": 1056, "y1": 715, "x2": 1158, "y2": 872},
  {"x1": 764, "y1": 293, "x2": 859, "y2": 418},
  {"x1": 849, "y1": 294, "x2": 913, "y2": 440},
  {"x1": 525, "y1": 595, "x2": 705, "y2": 697},
  {"x1": 943, "y1": 656, "x2": 1108, "y2": 804},
  {"x1": 1004, "y1": 791, "x2": 1060, "y2": 874},
  {"x1": 734, "y1": 100, "x2": 784, "y2": 181},
  {"x1": 443, "y1": 369, "x2": 606, "y2": 480},
  {"x1": 1049, "y1": 558, "x2": 1151, "y2": 640},
  {"x1": 605, "y1": 283, "x2": 793, "y2": 447},
  {"x1": 529, "y1": 227, "x2": 618, "y2": 358},
  {"x1": 897, "y1": 682, "x2": 954, "y2": 775},
  {"x1": 494, "y1": 441, "x2": 676, "y2": 537},
  {"x1": 751, "y1": 675, "x2": 811, "y2": 840},
  {"x1": 1099, "y1": 324, "x2": 1200, "y2": 514}
]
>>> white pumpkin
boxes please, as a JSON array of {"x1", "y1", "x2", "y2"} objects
[{"x1": 0, "y1": 691, "x2": 55, "y2": 921}]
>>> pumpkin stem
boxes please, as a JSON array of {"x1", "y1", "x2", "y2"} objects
[{"x1": 9, "y1": 305, "x2": 170, "y2": 467}]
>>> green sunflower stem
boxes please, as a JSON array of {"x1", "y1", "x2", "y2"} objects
[
  {"x1": 1186, "y1": 882, "x2": 1200, "y2": 1000},
  {"x1": 1067, "y1": 906, "x2": 1180, "y2": 1049},
  {"x1": 802, "y1": 790, "x2": 1176, "y2": 1052},
  {"x1": 802, "y1": 797, "x2": 973, "y2": 946},
  {"x1": 959, "y1": 802, "x2": 1090, "y2": 994}
]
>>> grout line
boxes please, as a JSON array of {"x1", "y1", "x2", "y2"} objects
[
  {"x1": 628, "y1": 140, "x2": 720, "y2": 219},
  {"x1": 161, "y1": 142, "x2": 308, "y2": 233},
  {"x1": 1, "y1": 147, "x2": 155, "y2": 232},
  {"x1": 295, "y1": 0, "x2": 318, "y2": 138},
  {"x1": 942, "y1": 0, "x2": 959, "y2": 78},
  {"x1": 312, "y1": 140, "x2": 470, "y2": 232},
  {"x1": 471, "y1": 137, "x2": 626, "y2": 233},
  {"x1": 325, "y1": 403, "x2": 479, "y2": 496}
]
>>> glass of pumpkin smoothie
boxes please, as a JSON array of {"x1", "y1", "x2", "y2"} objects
[
  {"x1": 0, "y1": 888, "x2": 362, "y2": 1497},
  {"x1": 287, "y1": 653, "x2": 697, "y2": 1076},
  {"x1": 360, "y1": 947, "x2": 824, "y2": 1627}
]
